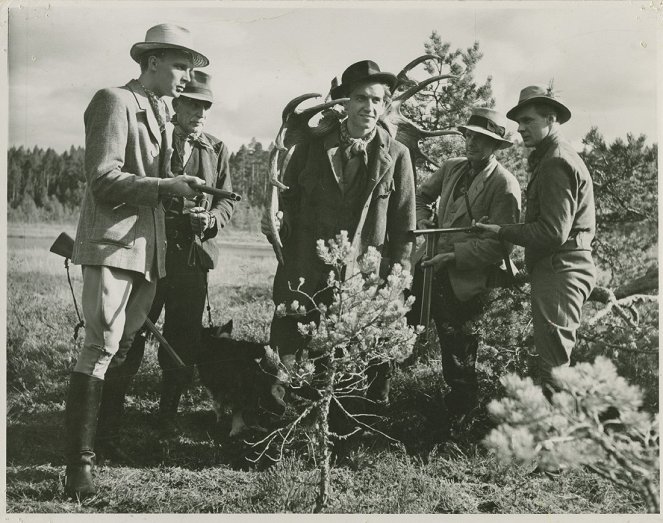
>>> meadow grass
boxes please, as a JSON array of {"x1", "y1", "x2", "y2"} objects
[{"x1": 5, "y1": 226, "x2": 649, "y2": 514}]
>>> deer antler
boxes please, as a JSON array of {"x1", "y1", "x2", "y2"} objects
[
  {"x1": 381, "y1": 55, "x2": 461, "y2": 169},
  {"x1": 267, "y1": 94, "x2": 349, "y2": 264}
]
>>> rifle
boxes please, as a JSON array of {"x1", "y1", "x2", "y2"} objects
[
  {"x1": 193, "y1": 184, "x2": 242, "y2": 202},
  {"x1": 50, "y1": 232, "x2": 186, "y2": 368},
  {"x1": 409, "y1": 226, "x2": 475, "y2": 329}
]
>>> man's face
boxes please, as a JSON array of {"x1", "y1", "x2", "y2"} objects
[
  {"x1": 175, "y1": 97, "x2": 211, "y2": 135},
  {"x1": 344, "y1": 82, "x2": 387, "y2": 138},
  {"x1": 464, "y1": 129, "x2": 498, "y2": 163},
  {"x1": 152, "y1": 50, "x2": 194, "y2": 97},
  {"x1": 514, "y1": 105, "x2": 554, "y2": 147}
]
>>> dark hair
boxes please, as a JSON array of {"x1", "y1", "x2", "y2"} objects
[
  {"x1": 347, "y1": 80, "x2": 393, "y2": 104},
  {"x1": 139, "y1": 49, "x2": 166, "y2": 73},
  {"x1": 138, "y1": 48, "x2": 192, "y2": 73}
]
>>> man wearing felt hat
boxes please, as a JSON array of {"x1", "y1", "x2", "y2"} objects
[
  {"x1": 64, "y1": 23, "x2": 209, "y2": 499},
  {"x1": 94, "y1": 70, "x2": 236, "y2": 461},
  {"x1": 475, "y1": 85, "x2": 596, "y2": 397},
  {"x1": 265, "y1": 59, "x2": 416, "y2": 401},
  {"x1": 409, "y1": 107, "x2": 521, "y2": 418}
]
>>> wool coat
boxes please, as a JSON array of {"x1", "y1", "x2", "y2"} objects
[
  {"x1": 270, "y1": 124, "x2": 416, "y2": 354},
  {"x1": 415, "y1": 157, "x2": 521, "y2": 302},
  {"x1": 72, "y1": 79, "x2": 169, "y2": 280},
  {"x1": 171, "y1": 131, "x2": 235, "y2": 269},
  {"x1": 499, "y1": 129, "x2": 595, "y2": 270},
  {"x1": 499, "y1": 129, "x2": 596, "y2": 384}
]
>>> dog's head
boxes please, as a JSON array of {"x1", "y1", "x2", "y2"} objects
[{"x1": 200, "y1": 320, "x2": 289, "y2": 417}]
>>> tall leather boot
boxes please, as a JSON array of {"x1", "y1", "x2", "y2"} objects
[
  {"x1": 95, "y1": 336, "x2": 145, "y2": 463},
  {"x1": 64, "y1": 372, "x2": 104, "y2": 499},
  {"x1": 157, "y1": 372, "x2": 185, "y2": 436}
]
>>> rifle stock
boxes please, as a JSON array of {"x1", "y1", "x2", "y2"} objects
[{"x1": 50, "y1": 232, "x2": 186, "y2": 368}]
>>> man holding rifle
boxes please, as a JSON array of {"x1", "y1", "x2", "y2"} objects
[
  {"x1": 95, "y1": 70, "x2": 236, "y2": 460},
  {"x1": 63, "y1": 24, "x2": 209, "y2": 498},
  {"x1": 409, "y1": 107, "x2": 521, "y2": 418}
]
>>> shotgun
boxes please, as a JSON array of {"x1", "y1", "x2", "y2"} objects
[
  {"x1": 50, "y1": 232, "x2": 186, "y2": 368},
  {"x1": 410, "y1": 226, "x2": 476, "y2": 329},
  {"x1": 192, "y1": 183, "x2": 242, "y2": 202}
]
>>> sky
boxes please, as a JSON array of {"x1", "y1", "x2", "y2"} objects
[{"x1": 5, "y1": 0, "x2": 661, "y2": 154}]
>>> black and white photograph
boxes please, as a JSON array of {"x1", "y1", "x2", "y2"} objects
[{"x1": 3, "y1": 0, "x2": 660, "y2": 516}]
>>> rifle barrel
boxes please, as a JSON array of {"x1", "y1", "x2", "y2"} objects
[
  {"x1": 196, "y1": 185, "x2": 242, "y2": 202},
  {"x1": 410, "y1": 226, "x2": 475, "y2": 237}
]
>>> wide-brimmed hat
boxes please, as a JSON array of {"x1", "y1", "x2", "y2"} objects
[
  {"x1": 506, "y1": 85, "x2": 571, "y2": 124},
  {"x1": 179, "y1": 70, "x2": 214, "y2": 103},
  {"x1": 130, "y1": 23, "x2": 209, "y2": 68},
  {"x1": 330, "y1": 60, "x2": 398, "y2": 100},
  {"x1": 457, "y1": 107, "x2": 512, "y2": 149}
]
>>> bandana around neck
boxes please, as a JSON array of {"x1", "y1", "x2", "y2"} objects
[
  {"x1": 138, "y1": 81, "x2": 171, "y2": 130},
  {"x1": 339, "y1": 120, "x2": 376, "y2": 162}
]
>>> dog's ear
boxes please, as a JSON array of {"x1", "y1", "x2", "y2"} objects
[{"x1": 209, "y1": 320, "x2": 233, "y2": 339}]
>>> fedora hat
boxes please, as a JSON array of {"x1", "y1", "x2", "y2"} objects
[
  {"x1": 331, "y1": 60, "x2": 398, "y2": 100},
  {"x1": 457, "y1": 107, "x2": 512, "y2": 149},
  {"x1": 506, "y1": 85, "x2": 571, "y2": 124},
  {"x1": 179, "y1": 70, "x2": 214, "y2": 103},
  {"x1": 130, "y1": 23, "x2": 209, "y2": 68}
]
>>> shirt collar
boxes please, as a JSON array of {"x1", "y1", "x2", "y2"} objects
[
  {"x1": 529, "y1": 128, "x2": 561, "y2": 170},
  {"x1": 173, "y1": 123, "x2": 213, "y2": 150}
]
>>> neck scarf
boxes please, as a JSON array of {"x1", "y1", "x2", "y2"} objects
[
  {"x1": 138, "y1": 81, "x2": 171, "y2": 130},
  {"x1": 339, "y1": 120, "x2": 376, "y2": 163}
]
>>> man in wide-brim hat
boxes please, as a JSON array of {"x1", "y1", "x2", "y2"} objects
[
  {"x1": 63, "y1": 23, "x2": 209, "y2": 499},
  {"x1": 263, "y1": 59, "x2": 416, "y2": 404},
  {"x1": 94, "y1": 69, "x2": 237, "y2": 457},
  {"x1": 475, "y1": 85, "x2": 597, "y2": 397},
  {"x1": 409, "y1": 106, "x2": 521, "y2": 418}
]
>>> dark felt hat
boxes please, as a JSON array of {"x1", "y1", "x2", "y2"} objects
[
  {"x1": 457, "y1": 107, "x2": 512, "y2": 149},
  {"x1": 130, "y1": 24, "x2": 209, "y2": 68},
  {"x1": 330, "y1": 60, "x2": 398, "y2": 100},
  {"x1": 179, "y1": 70, "x2": 213, "y2": 103},
  {"x1": 506, "y1": 85, "x2": 571, "y2": 124}
]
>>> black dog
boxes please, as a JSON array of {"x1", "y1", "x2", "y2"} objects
[{"x1": 198, "y1": 320, "x2": 289, "y2": 437}]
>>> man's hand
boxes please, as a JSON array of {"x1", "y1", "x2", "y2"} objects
[
  {"x1": 416, "y1": 218, "x2": 437, "y2": 230},
  {"x1": 159, "y1": 174, "x2": 205, "y2": 199},
  {"x1": 472, "y1": 216, "x2": 501, "y2": 238},
  {"x1": 189, "y1": 207, "x2": 212, "y2": 236},
  {"x1": 421, "y1": 252, "x2": 455, "y2": 272},
  {"x1": 261, "y1": 209, "x2": 283, "y2": 241}
]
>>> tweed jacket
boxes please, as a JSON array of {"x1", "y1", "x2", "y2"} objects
[
  {"x1": 171, "y1": 130, "x2": 235, "y2": 269},
  {"x1": 499, "y1": 129, "x2": 595, "y2": 271},
  {"x1": 272, "y1": 124, "x2": 416, "y2": 307},
  {"x1": 72, "y1": 79, "x2": 170, "y2": 279},
  {"x1": 416, "y1": 156, "x2": 521, "y2": 301}
]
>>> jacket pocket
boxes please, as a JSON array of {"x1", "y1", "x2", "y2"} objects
[
  {"x1": 372, "y1": 180, "x2": 394, "y2": 200},
  {"x1": 89, "y1": 202, "x2": 138, "y2": 248}
]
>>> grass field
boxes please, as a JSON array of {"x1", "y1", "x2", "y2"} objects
[{"x1": 5, "y1": 223, "x2": 649, "y2": 514}]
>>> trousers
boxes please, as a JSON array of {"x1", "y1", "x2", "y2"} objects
[
  {"x1": 108, "y1": 241, "x2": 208, "y2": 388},
  {"x1": 530, "y1": 250, "x2": 596, "y2": 390},
  {"x1": 74, "y1": 265, "x2": 157, "y2": 379},
  {"x1": 409, "y1": 263, "x2": 486, "y2": 408}
]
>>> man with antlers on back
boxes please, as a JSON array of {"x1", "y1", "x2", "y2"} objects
[{"x1": 262, "y1": 60, "x2": 416, "y2": 402}]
